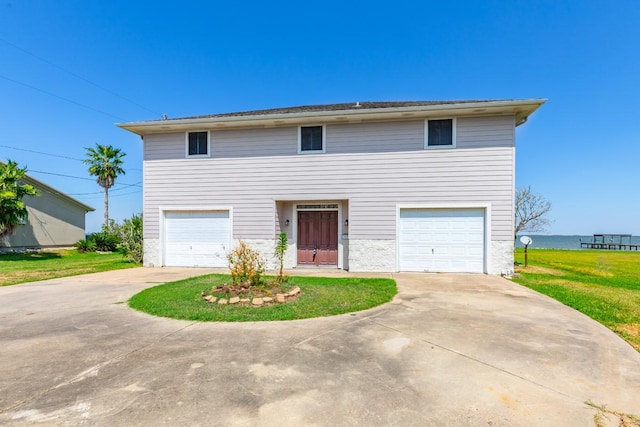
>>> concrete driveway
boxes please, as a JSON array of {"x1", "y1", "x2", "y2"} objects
[{"x1": 1, "y1": 268, "x2": 639, "y2": 426}]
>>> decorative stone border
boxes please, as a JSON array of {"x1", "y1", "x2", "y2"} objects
[{"x1": 201, "y1": 286, "x2": 301, "y2": 307}]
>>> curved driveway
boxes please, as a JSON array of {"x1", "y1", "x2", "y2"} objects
[{"x1": 1, "y1": 268, "x2": 639, "y2": 426}]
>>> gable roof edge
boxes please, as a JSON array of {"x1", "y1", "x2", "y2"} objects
[{"x1": 22, "y1": 174, "x2": 95, "y2": 212}]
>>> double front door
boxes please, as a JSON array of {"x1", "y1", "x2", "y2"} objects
[{"x1": 297, "y1": 211, "x2": 338, "y2": 266}]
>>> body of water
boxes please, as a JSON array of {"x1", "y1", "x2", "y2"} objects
[{"x1": 515, "y1": 235, "x2": 640, "y2": 250}]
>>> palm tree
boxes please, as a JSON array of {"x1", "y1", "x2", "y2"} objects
[
  {"x1": 84, "y1": 144, "x2": 126, "y2": 227},
  {"x1": 0, "y1": 160, "x2": 38, "y2": 240}
]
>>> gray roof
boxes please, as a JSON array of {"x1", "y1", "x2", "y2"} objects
[
  {"x1": 170, "y1": 100, "x2": 504, "y2": 121},
  {"x1": 118, "y1": 98, "x2": 546, "y2": 135}
]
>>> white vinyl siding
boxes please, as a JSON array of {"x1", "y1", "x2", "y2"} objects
[
  {"x1": 143, "y1": 116, "x2": 514, "y2": 160},
  {"x1": 142, "y1": 115, "x2": 515, "y2": 244},
  {"x1": 164, "y1": 210, "x2": 230, "y2": 267},
  {"x1": 329, "y1": 121, "x2": 423, "y2": 153}
]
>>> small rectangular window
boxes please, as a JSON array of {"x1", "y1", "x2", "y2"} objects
[
  {"x1": 426, "y1": 119, "x2": 455, "y2": 148},
  {"x1": 187, "y1": 131, "x2": 209, "y2": 156},
  {"x1": 299, "y1": 126, "x2": 325, "y2": 153}
]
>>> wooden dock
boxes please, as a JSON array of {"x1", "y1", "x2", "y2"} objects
[{"x1": 580, "y1": 234, "x2": 639, "y2": 251}]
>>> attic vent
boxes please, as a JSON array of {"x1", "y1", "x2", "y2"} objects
[{"x1": 297, "y1": 204, "x2": 339, "y2": 210}]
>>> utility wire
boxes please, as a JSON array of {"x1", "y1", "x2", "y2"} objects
[
  {"x1": 29, "y1": 170, "x2": 95, "y2": 181},
  {"x1": 0, "y1": 143, "x2": 83, "y2": 161},
  {"x1": 0, "y1": 73, "x2": 128, "y2": 121},
  {"x1": 29, "y1": 170, "x2": 142, "y2": 187},
  {"x1": 81, "y1": 189, "x2": 141, "y2": 200},
  {"x1": 0, "y1": 36, "x2": 163, "y2": 118},
  {"x1": 67, "y1": 181, "x2": 143, "y2": 195},
  {"x1": 0, "y1": 143, "x2": 142, "y2": 171}
]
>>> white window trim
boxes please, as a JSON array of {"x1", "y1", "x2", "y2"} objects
[
  {"x1": 185, "y1": 131, "x2": 211, "y2": 158},
  {"x1": 298, "y1": 125, "x2": 326, "y2": 154},
  {"x1": 424, "y1": 118, "x2": 456, "y2": 149}
]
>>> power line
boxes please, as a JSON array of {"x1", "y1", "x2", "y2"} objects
[
  {"x1": 0, "y1": 73, "x2": 128, "y2": 121},
  {"x1": 29, "y1": 170, "x2": 142, "y2": 187},
  {"x1": 30, "y1": 169, "x2": 95, "y2": 181},
  {"x1": 0, "y1": 143, "x2": 83, "y2": 161},
  {"x1": 81, "y1": 189, "x2": 141, "y2": 200},
  {"x1": 0, "y1": 143, "x2": 143, "y2": 171},
  {"x1": 0, "y1": 36, "x2": 163, "y2": 118},
  {"x1": 67, "y1": 181, "x2": 143, "y2": 195}
]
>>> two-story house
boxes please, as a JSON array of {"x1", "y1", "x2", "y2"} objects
[{"x1": 118, "y1": 99, "x2": 544, "y2": 274}]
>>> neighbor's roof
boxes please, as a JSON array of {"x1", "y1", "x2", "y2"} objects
[
  {"x1": 22, "y1": 173, "x2": 95, "y2": 212},
  {"x1": 118, "y1": 99, "x2": 546, "y2": 135}
]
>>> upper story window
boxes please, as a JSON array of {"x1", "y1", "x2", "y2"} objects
[
  {"x1": 425, "y1": 118, "x2": 456, "y2": 149},
  {"x1": 299, "y1": 125, "x2": 326, "y2": 154},
  {"x1": 186, "y1": 131, "x2": 209, "y2": 157}
]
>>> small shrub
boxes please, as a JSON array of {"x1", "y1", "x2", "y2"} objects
[
  {"x1": 227, "y1": 241, "x2": 265, "y2": 287},
  {"x1": 74, "y1": 239, "x2": 97, "y2": 253},
  {"x1": 119, "y1": 214, "x2": 143, "y2": 263},
  {"x1": 274, "y1": 232, "x2": 288, "y2": 284},
  {"x1": 88, "y1": 231, "x2": 118, "y2": 252},
  {"x1": 102, "y1": 219, "x2": 123, "y2": 241}
]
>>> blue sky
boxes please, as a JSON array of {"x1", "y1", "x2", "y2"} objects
[{"x1": 1, "y1": 1, "x2": 638, "y2": 234}]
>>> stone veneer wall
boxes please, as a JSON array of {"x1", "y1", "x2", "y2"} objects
[
  {"x1": 145, "y1": 236, "x2": 511, "y2": 275},
  {"x1": 143, "y1": 238, "x2": 160, "y2": 267},
  {"x1": 240, "y1": 239, "x2": 277, "y2": 270},
  {"x1": 347, "y1": 239, "x2": 396, "y2": 272},
  {"x1": 490, "y1": 240, "x2": 514, "y2": 275}
]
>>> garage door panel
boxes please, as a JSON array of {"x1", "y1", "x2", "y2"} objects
[
  {"x1": 399, "y1": 208, "x2": 485, "y2": 273},
  {"x1": 164, "y1": 210, "x2": 230, "y2": 267}
]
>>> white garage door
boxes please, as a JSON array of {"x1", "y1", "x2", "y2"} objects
[
  {"x1": 399, "y1": 208, "x2": 485, "y2": 273},
  {"x1": 164, "y1": 210, "x2": 230, "y2": 267}
]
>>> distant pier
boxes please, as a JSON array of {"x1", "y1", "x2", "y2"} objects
[{"x1": 580, "y1": 234, "x2": 639, "y2": 251}]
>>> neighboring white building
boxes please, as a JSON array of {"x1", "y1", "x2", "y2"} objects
[
  {"x1": 2, "y1": 173, "x2": 94, "y2": 250},
  {"x1": 118, "y1": 99, "x2": 544, "y2": 274}
]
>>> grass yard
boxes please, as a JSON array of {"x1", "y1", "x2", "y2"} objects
[
  {"x1": 129, "y1": 274, "x2": 397, "y2": 322},
  {"x1": 513, "y1": 248, "x2": 640, "y2": 352},
  {"x1": 0, "y1": 249, "x2": 138, "y2": 286}
]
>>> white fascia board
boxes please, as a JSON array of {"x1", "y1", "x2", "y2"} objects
[{"x1": 117, "y1": 99, "x2": 546, "y2": 135}]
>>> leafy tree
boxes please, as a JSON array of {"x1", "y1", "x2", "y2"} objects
[
  {"x1": 515, "y1": 186, "x2": 552, "y2": 240},
  {"x1": 0, "y1": 160, "x2": 38, "y2": 240},
  {"x1": 83, "y1": 144, "x2": 126, "y2": 227}
]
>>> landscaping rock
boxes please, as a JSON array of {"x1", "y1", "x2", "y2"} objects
[
  {"x1": 240, "y1": 298, "x2": 250, "y2": 303},
  {"x1": 252, "y1": 298, "x2": 264, "y2": 306},
  {"x1": 276, "y1": 293, "x2": 286, "y2": 303},
  {"x1": 263, "y1": 297, "x2": 273, "y2": 303},
  {"x1": 229, "y1": 297, "x2": 240, "y2": 304},
  {"x1": 205, "y1": 295, "x2": 216, "y2": 303},
  {"x1": 218, "y1": 298, "x2": 228, "y2": 305},
  {"x1": 288, "y1": 286, "x2": 301, "y2": 297}
]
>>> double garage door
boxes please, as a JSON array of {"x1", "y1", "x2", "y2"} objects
[
  {"x1": 398, "y1": 208, "x2": 485, "y2": 273},
  {"x1": 164, "y1": 210, "x2": 230, "y2": 267}
]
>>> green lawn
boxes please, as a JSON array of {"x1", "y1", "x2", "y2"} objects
[
  {"x1": 513, "y1": 248, "x2": 640, "y2": 351},
  {"x1": 129, "y1": 274, "x2": 397, "y2": 322},
  {"x1": 0, "y1": 249, "x2": 138, "y2": 286}
]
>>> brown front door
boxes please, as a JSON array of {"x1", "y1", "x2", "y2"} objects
[{"x1": 297, "y1": 211, "x2": 338, "y2": 266}]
